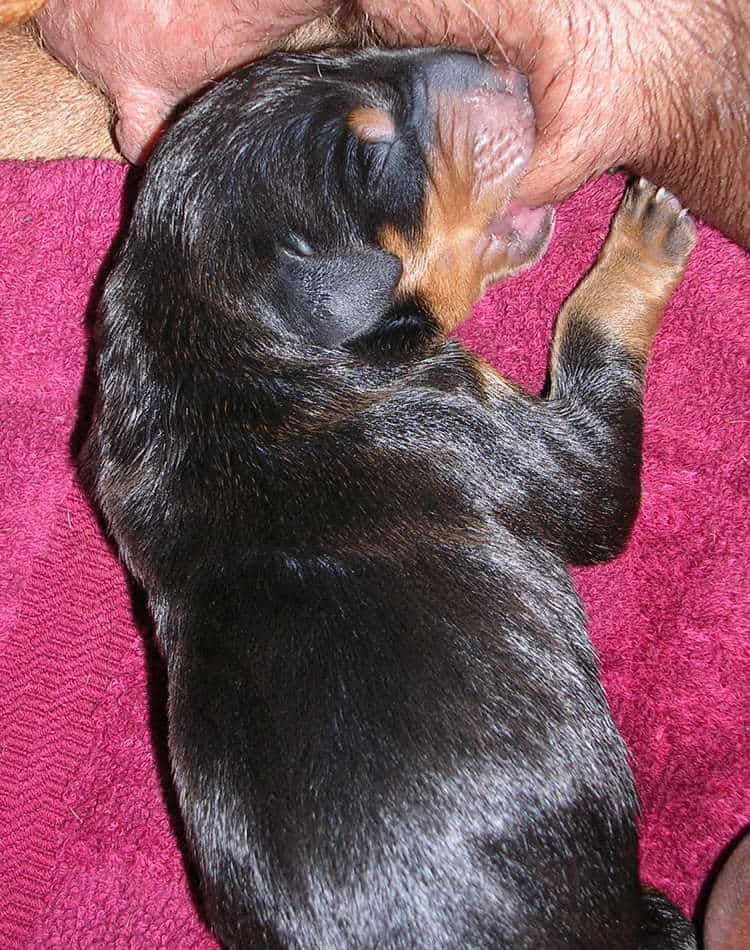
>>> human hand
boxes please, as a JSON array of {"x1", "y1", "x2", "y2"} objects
[
  {"x1": 35, "y1": 0, "x2": 339, "y2": 162},
  {"x1": 36, "y1": 0, "x2": 750, "y2": 245},
  {"x1": 361, "y1": 0, "x2": 750, "y2": 245}
]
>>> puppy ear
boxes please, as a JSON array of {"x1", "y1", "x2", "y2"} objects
[{"x1": 278, "y1": 246, "x2": 403, "y2": 347}]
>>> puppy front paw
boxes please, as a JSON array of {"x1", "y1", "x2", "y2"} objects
[
  {"x1": 615, "y1": 177, "x2": 697, "y2": 269},
  {"x1": 558, "y1": 177, "x2": 698, "y2": 362}
]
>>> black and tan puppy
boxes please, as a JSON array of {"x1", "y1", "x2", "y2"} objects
[{"x1": 87, "y1": 48, "x2": 698, "y2": 949}]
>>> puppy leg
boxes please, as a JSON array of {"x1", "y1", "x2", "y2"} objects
[
  {"x1": 512, "y1": 179, "x2": 696, "y2": 564},
  {"x1": 551, "y1": 178, "x2": 697, "y2": 372},
  {"x1": 533, "y1": 182, "x2": 699, "y2": 944}
]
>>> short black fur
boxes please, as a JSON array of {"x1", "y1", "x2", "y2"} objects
[{"x1": 87, "y1": 47, "x2": 696, "y2": 949}]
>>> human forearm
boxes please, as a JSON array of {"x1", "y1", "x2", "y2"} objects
[{"x1": 629, "y1": 0, "x2": 750, "y2": 245}]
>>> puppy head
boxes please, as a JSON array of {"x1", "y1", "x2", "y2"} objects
[
  {"x1": 137, "y1": 48, "x2": 554, "y2": 351},
  {"x1": 351, "y1": 50, "x2": 555, "y2": 337}
]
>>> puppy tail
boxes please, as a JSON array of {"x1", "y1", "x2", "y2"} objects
[{"x1": 638, "y1": 887, "x2": 697, "y2": 950}]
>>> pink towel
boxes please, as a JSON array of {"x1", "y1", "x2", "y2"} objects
[{"x1": 0, "y1": 161, "x2": 748, "y2": 947}]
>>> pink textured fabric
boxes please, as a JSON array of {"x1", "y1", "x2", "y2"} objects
[{"x1": 0, "y1": 161, "x2": 747, "y2": 947}]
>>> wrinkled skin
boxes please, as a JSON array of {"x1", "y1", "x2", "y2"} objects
[
  {"x1": 35, "y1": 0, "x2": 334, "y2": 162},
  {"x1": 36, "y1": 0, "x2": 750, "y2": 244}
]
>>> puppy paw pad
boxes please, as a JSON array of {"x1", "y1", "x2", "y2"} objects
[{"x1": 620, "y1": 177, "x2": 697, "y2": 264}]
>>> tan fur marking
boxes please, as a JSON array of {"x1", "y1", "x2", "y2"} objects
[
  {"x1": 380, "y1": 121, "x2": 509, "y2": 333},
  {"x1": 0, "y1": 25, "x2": 119, "y2": 160},
  {"x1": 551, "y1": 182, "x2": 696, "y2": 372},
  {"x1": 469, "y1": 354, "x2": 519, "y2": 397},
  {"x1": 378, "y1": 89, "x2": 549, "y2": 333},
  {"x1": 347, "y1": 105, "x2": 396, "y2": 144},
  {"x1": 0, "y1": 13, "x2": 366, "y2": 162},
  {"x1": 0, "y1": 0, "x2": 44, "y2": 27},
  {"x1": 280, "y1": 10, "x2": 375, "y2": 52}
]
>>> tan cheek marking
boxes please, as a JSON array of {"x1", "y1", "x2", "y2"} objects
[
  {"x1": 380, "y1": 170, "x2": 496, "y2": 334},
  {"x1": 379, "y1": 98, "x2": 516, "y2": 333}
]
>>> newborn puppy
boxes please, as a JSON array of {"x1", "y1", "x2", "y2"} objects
[{"x1": 87, "y1": 48, "x2": 698, "y2": 949}]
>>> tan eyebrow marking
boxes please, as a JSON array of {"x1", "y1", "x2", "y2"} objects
[{"x1": 347, "y1": 105, "x2": 397, "y2": 144}]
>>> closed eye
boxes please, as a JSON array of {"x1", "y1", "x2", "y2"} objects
[{"x1": 364, "y1": 138, "x2": 397, "y2": 192}]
